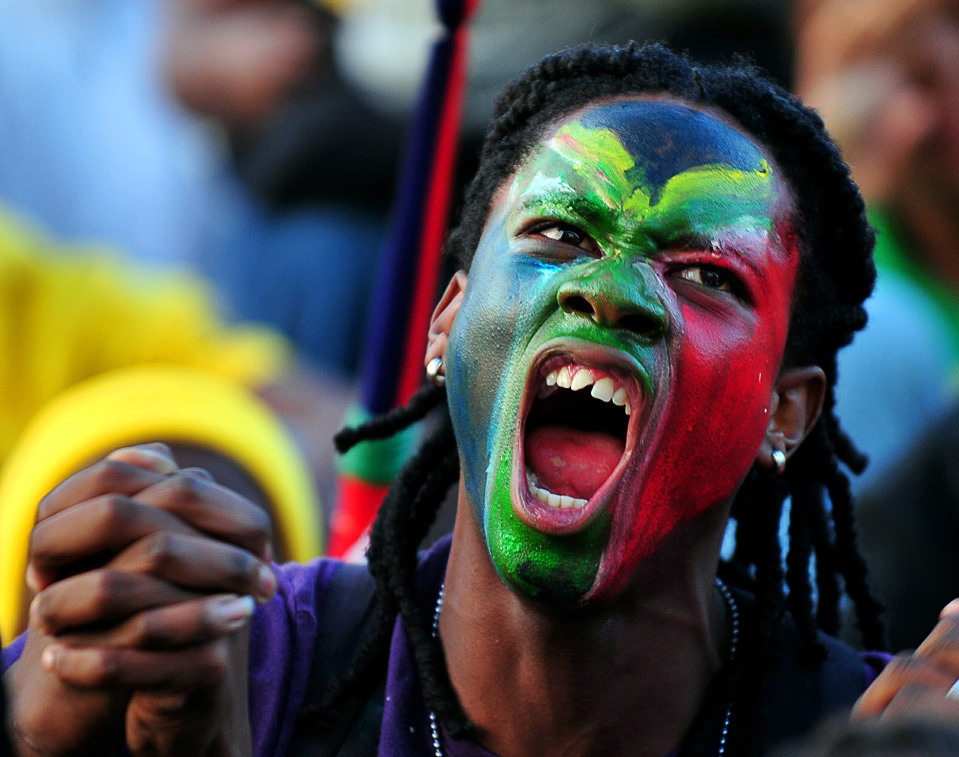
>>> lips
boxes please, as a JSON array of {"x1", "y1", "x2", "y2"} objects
[{"x1": 513, "y1": 342, "x2": 647, "y2": 534}]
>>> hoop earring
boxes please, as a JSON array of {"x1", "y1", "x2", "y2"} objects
[
  {"x1": 426, "y1": 357, "x2": 446, "y2": 387},
  {"x1": 771, "y1": 449, "x2": 787, "y2": 475}
]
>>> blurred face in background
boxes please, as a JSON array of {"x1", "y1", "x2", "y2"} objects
[{"x1": 796, "y1": 0, "x2": 959, "y2": 206}]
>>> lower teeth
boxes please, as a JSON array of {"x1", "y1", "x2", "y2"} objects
[{"x1": 526, "y1": 473, "x2": 588, "y2": 509}]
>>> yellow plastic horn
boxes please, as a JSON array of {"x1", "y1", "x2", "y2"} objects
[{"x1": 0, "y1": 365, "x2": 323, "y2": 641}]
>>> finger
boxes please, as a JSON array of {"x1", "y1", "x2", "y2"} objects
[
  {"x1": 59, "y1": 594, "x2": 255, "y2": 650},
  {"x1": 132, "y1": 470, "x2": 273, "y2": 560},
  {"x1": 30, "y1": 571, "x2": 200, "y2": 635},
  {"x1": 106, "y1": 444, "x2": 178, "y2": 475},
  {"x1": 915, "y1": 616, "x2": 959, "y2": 673},
  {"x1": 42, "y1": 640, "x2": 231, "y2": 691},
  {"x1": 941, "y1": 599, "x2": 959, "y2": 619},
  {"x1": 107, "y1": 531, "x2": 276, "y2": 603},
  {"x1": 37, "y1": 457, "x2": 169, "y2": 522},
  {"x1": 854, "y1": 652, "x2": 958, "y2": 718},
  {"x1": 880, "y1": 681, "x2": 959, "y2": 722},
  {"x1": 29, "y1": 496, "x2": 203, "y2": 590}
]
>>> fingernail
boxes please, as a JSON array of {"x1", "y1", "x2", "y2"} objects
[
  {"x1": 41, "y1": 645, "x2": 60, "y2": 671},
  {"x1": 107, "y1": 447, "x2": 177, "y2": 475},
  {"x1": 25, "y1": 564, "x2": 41, "y2": 593},
  {"x1": 942, "y1": 599, "x2": 959, "y2": 619},
  {"x1": 256, "y1": 564, "x2": 277, "y2": 604},
  {"x1": 28, "y1": 595, "x2": 44, "y2": 629},
  {"x1": 209, "y1": 594, "x2": 255, "y2": 631}
]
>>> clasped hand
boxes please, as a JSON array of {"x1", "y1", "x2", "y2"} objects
[{"x1": 6, "y1": 443, "x2": 275, "y2": 756}]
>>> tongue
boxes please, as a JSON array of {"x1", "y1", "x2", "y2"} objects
[{"x1": 525, "y1": 424, "x2": 624, "y2": 500}]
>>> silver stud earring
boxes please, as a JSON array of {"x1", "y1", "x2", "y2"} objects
[
  {"x1": 426, "y1": 357, "x2": 446, "y2": 386},
  {"x1": 771, "y1": 449, "x2": 787, "y2": 475}
]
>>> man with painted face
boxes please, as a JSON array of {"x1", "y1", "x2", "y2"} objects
[
  {"x1": 7, "y1": 42, "x2": 959, "y2": 757},
  {"x1": 442, "y1": 100, "x2": 803, "y2": 606}
]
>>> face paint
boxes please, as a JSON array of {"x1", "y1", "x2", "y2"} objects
[{"x1": 445, "y1": 100, "x2": 799, "y2": 604}]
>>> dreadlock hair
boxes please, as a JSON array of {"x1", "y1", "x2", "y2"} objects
[{"x1": 309, "y1": 41, "x2": 885, "y2": 753}]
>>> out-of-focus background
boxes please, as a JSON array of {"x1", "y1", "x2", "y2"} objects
[{"x1": 0, "y1": 0, "x2": 957, "y2": 651}]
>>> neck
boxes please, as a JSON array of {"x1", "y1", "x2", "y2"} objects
[{"x1": 439, "y1": 484, "x2": 732, "y2": 757}]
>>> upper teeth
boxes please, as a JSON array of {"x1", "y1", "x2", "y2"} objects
[{"x1": 544, "y1": 364, "x2": 632, "y2": 415}]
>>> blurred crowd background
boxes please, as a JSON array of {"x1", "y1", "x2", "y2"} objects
[{"x1": 0, "y1": 0, "x2": 957, "y2": 656}]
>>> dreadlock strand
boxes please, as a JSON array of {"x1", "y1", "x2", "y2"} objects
[
  {"x1": 372, "y1": 421, "x2": 472, "y2": 735},
  {"x1": 739, "y1": 474, "x2": 787, "y2": 754},
  {"x1": 823, "y1": 455, "x2": 885, "y2": 650},
  {"x1": 311, "y1": 403, "x2": 457, "y2": 725},
  {"x1": 334, "y1": 384, "x2": 446, "y2": 453},
  {"x1": 785, "y1": 467, "x2": 827, "y2": 663},
  {"x1": 808, "y1": 485, "x2": 842, "y2": 636}
]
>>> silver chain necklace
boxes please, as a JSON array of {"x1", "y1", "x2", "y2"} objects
[{"x1": 428, "y1": 578, "x2": 739, "y2": 757}]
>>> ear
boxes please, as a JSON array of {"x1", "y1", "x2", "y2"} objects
[
  {"x1": 425, "y1": 271, "x2": 468, "y2": 368},
  {"x1": 757, "y1": 365, "x2": 826, "y2": 473}
]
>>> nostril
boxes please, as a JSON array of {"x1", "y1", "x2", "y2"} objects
[
  {"x1": 619, "y1": 312, "x2": 665, "y2": 340},
  {"x1": 561, "y1": 294, "x2": 595, "y2": 317}
]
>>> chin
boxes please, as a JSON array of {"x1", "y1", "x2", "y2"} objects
[{"x1": 478, "y1": 337, "x2": 664, "y2": 606}]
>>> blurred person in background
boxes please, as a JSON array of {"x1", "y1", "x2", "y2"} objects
[
  {"x1": 795, "y1": 0, "x2": 959, "y2": 649},
  {"x1": 0, "y1": 0, "x2": 380, "y2": 379},
  {"x1": 0, "y1": 0, "x2": 795, "y2": 381},
  {"x1": 795, "y1": 0, "x2": 959, "y2": 485},
  {"x1": 0, "y1": 203, "x2": 357, "y2": 643},
  {"x1": 166, "y1": 0, "x2": 794, "y2": 377}
]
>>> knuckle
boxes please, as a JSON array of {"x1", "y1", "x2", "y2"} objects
[
  {"x1": 31, "y1": 591, "x2": 55, "y2": 627},
  {"x1": 227, "y1": 548, "x2": 260, "y2": 587},
  {"x1": 99, "y1": 493, "x2": 135, "y2": 526},
  {"x1": 143, "y1": 531, "x2": 178, "y2": 573},
  {"x1": 90, "y1": 648, "x2": 122, "y2": 685},
  {"x1": 897, "y1": 682, "x2": 930, "y2": 702},
  {"x1": 93, "y1": 459, "x2": 136, "y2": 492},
  {"x1": 90, "y1": 570, "x2": 128, "y2": 614},
  {"x1": 168, "y1": 470, "x2": 207, "y2": 505},
  {"x1": 143, "y1": 441, "x2": 173, "y2": 456},
  {"x1": 883, "y1": 652, "x2": 935, "y2": 683},
  {"x1": 28, "y1": 520, "x2": 64, "y2": 565},
  {"x1": 26, "y1": 527, "x2": 46, "y2": 563},
  {"x1": 936, "y1": 621, "x2": 959, "y2": 646},
  {"x1": 198, "y1": 643, "x2": 229, "y2": 683},
  {"x1": 130, "y1": 612, "x2": 160, "y2": 647},
  {"x1": 922, "y1": 634, "x2": 955, "y2": 660},
  {"x1": 36, "y1": 491, "x2": 57, "y2": 522},
  {"x1": 885, "y1": 652, "x2": 917, "y2": 676},
  {"x1": 243, "y1": 506, "x2": 273, "y2": 552},
  {"x1": 181, "y1": 466, "x2": 213, "y2": 481}
]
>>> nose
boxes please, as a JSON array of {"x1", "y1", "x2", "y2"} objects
[{"x1": 557, "y1": 260, "x2": 668, "y2": 340}]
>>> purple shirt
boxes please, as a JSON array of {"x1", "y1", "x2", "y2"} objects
[
  {"x1": 2, "y1": 538, "x2": 891, "y2": 756},
  {"x1": 248, "y1": 538, "x2": 891, "y2": 756}
]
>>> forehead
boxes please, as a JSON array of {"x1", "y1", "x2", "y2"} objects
[
  {"x1": 494, "y1": 97, "x2": 797, "y2": 236},
  {"x1": 576, "y1": 100, "x2": 766, "y2": 182},
  {"x1": 534, "y1": 99, "x2": 770, "y2": 187}
]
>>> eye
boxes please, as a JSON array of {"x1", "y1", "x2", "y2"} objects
[
  {"x1": 675, "y1": 265, "x2": 737, "y2": 293},
  {"x1": 539, "y1": 225, "x2": 587, "y2": 246},
  {"x1": 526, "y1": 222, "x2": 596, "y2": 253}
]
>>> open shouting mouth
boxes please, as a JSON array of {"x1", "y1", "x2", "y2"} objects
[{"x1": 513, "y1": 340, "x2": 647, "y2": 535}]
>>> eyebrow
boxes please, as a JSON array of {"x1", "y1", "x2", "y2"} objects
[
  {"x1": 513, "y1": 192, "x2": 615, "y2": 228},
  {"x1": 657, "y1": 230, "x2": 768, "y2": 277},
  {"x1": 514, "y1": 180, "x2": 776, "y2": 274}
]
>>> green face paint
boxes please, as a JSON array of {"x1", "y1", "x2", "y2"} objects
[{"x1": 445, "y1": 99, "x2": 797, "y2": 604}]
